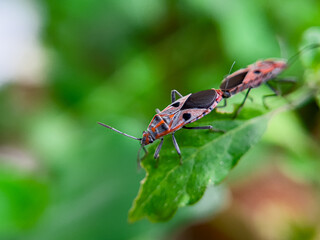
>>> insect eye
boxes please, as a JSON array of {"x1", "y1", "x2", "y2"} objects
[
  {"x1": 171, "y1": 102, "x2": 180, "y2": 107},
  {"x1": 223, "y1": 91, "x2": 231, "y2": 98},
  {"x1": 254, "y1": 70, "x2": 261, "y2": 74}
]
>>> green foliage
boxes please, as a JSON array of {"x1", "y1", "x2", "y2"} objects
[
  {"x1": 0, "y1": 168, "x2": 48, "y2": 232},
  {"x1": 300, "y1": 27, "x2": 320, "y2": 70},
  {"x1": 1, "y1": 0, "x2": 320, "y2": 239},
  {"x1": 288, "y1": 221, "x2": 317, "y2": 240},
  {"x1": 300, "y1": 27, "x2": 320, "y2": 108},
  {"x1": 129, "y1": 110, "x2": 270, "y2": 222}
]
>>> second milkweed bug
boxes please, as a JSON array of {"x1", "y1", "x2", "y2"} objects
[
  {"x1": 99, "y1": 88, "x2": 225, "y2": 167},
  {"x1": 219, "y1": 59, "x2": 288, "y2": 117},
  {"x1": 219, "y1": 43, "x2": 320, "y2": 117}
]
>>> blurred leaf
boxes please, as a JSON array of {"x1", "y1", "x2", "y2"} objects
[
  {"x1": 263, "y1": 108, "x2": 320, "y2": 184},
  {"x1": 288, "y1": 221, "x2": 317, "y2": 240},
  {"x1": 210, "y1": 0, "x2": 279, "y2": 62},
  {"x1": 129, "y1": 110, "x2": 270, "y2": 222},
  {"x1": 0, "y1": 169, "x2": 48, "y2": 232},
  {"x1": 300, "y1": 27, "x2": 320, "y2": 108},
  {"x1": 300, "y1": 27, "x2": 320, "y2": 69},
  {"x1": 317, "y1": 93, "x2": 320, "y2": 107}
]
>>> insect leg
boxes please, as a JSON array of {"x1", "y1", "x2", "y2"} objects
[
  {"x1": 137, "y1": 144, "x2": 148, "y2": 169},
  {"x1": 143, "y1": 146, "x2": 148, "y2": 154},
  {"x1": 266, "y1": 81, "x2": 280, "y2": 95},
  {"x1": 243, "y1": 91, "x2": 254, "y2": 102},
  {"x1": 233, "y1": 88, "x2": 252, "y2": 119},
  {"x1": 272, "y1": 78, "x2": 296, "y2": 84},
  {"x1": 172, "y1": 133, "x2": 182, "y2": 165},
  {"x1": 272, "y1": 78, "x2": 297, "y2": 96},
  {"x1": 216, "y1": 98, "x2": 227, "y2": 108},
  {"x1": 154, "y1": 138, "x2": 164, "y2": 159},
  {"x1": 262, "y1": 94, "x2": 278, "y2": 109},
  {"x1": 171, "y1": 89, "x2": 183, "y2": 103},
  {"x1": 155, "y1": 108, "x2": 161, "y2": 114},
  {"x1": 183, "y1": 125, "x2": 225, "y2": 133},
  {"x1": 267, "y1": 78, "x2": 297, "y2": 95},
  {"x1": 263, "y1": 80, "x2": 295, "y2": 109},
  {"x1": 183, "y1": 126, "x2": 212, "y2": 129},
  {"x1": 262, "y1": 82, "x2": 279, "y2": 109}
]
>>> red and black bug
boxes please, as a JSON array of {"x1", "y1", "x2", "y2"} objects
[
  {"x1": 99, "y1": 88, "x2": 224, "y2": 166},
  {"x1": 219, "y1": 44, "x2": 320, "y2": 117},
  {"x1": 220, "y1": 59, "x2": 288, "y2": 96},
  {"x1": 220, "y1": 59, "x2": 288, "y2": 116}
]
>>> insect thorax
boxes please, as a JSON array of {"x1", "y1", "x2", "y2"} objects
[{"x1": 148, "y1": 114, "x2": 171, "y2": 140}]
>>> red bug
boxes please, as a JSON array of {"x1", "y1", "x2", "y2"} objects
[
  {"x1": 220, "y1": 59, "x2": 288, "y2": 96},
  {"x1": 220, "y1": 44, "x2": 320, "y2": 117},
  {"x1": 99, "y1": 88, "x2": 224, "y2": 166},
  {"x1": 220, "y1": 59, "x2": 288, "y2": 116}
]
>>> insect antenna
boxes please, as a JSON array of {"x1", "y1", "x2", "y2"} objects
[
  {"x1": 224, "y1": 61, "x2": 236, "y2": 90},
  {"x1": 98, "y1": 122, "x2": 142, "y2": 141},
  {"x1": 287, "y1": 43, "x2": 320, "y2": 66}
]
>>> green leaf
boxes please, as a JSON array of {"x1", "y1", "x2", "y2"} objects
[
  {"x1": 129, "y1": 110, "x2": 270, "y2": 222},
  {"x1": 300, "y1": 27, "x2": 320, "y2": 69},
  {"x1": 300, "y1": 27, "x2": 320, "y2": 107},
  {"x1": 317, "y1": 93, "x2": 320, "y2": 108},
  {"x1": 0, "y1": 169, "x2": 48, "y2": 232}
]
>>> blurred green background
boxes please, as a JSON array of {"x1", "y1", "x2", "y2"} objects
[{"x1": 0, "y1": 0, "x2": 320, "y2": 239}]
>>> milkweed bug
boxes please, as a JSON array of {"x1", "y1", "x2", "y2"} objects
[
  {"x1": 220, "y1": 59, "x2": 288, "y2": 117},
  {"x1": 99, "y1": 88, "x2": 225, "y2": 167},
  {"x1": 220, "y1": 43, "x2": 320, "y2": 117}
]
